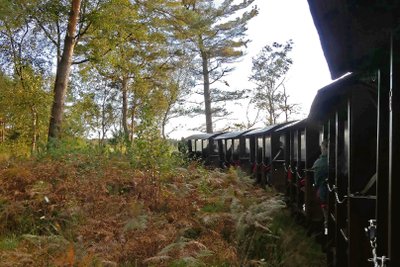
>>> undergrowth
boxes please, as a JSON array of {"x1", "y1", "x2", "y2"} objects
[{"x1": 0, "y1": 150, "x2": 325, "y2": 266}]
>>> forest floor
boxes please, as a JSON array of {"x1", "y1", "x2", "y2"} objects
[{"x1": 0, "y1": 155, "x2": 326, "y2": 266}]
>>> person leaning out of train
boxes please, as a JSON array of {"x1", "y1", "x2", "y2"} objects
[{"x1": 311, "y1": 140, "x2": 329, "y2": 231}]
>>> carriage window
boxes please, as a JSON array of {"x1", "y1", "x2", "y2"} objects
[
  {"x1": 196, "y1": 139, "x2": 202, "y2": 152},
  {"x1": 226, "y1": 139, "x2": 233, "y2": 152},
  {"x1": 233, "y1": 139, "x2": 240, "y2": 153},
  {"x1": 203, "y1": 139, "x2": 209, "y2": 149},
  {"x1": 191, "y1": 140, "x2": 196, "y2": 152},
  {"x1": 202, "y1": 139, "x2": 209, "y2": 153},
  {"x1": 257, "y1": 137, "x2": 263, "y2": 149},
  {"x1": 279, "y1": 134, "x2": 286, "y2": 149},
  {"x1": 264, "y1": 136, "x2": 271, "y2": 161},
  {"x1": 212, "y1": 140, "x2": 219, "y2": 153},
  {"x1": 257, "y1": 137, "x2": 263, "y2": 162},
  {"x1": 293, "y1": 133, "x2": 298, "y2": 160},
  {"x1": 244, "y1": 138, "x2": 250, "y2": 157},
  {"x1": 319, "y1": 128, "x2": 324, "y2": 144},
  {"x1": 226, "y1": 139, "x2": 233, "y2": 161},
  {"x1": 300, "y1": 131, "x2": 306, "y2": 161},
  {"x1": 343, "y1": 123, "x2": 349, "y2": 175}
]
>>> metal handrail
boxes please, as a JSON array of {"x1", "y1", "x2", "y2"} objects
[{"x1": 325, "y1": 180, "x2": 347, "y2": 204}]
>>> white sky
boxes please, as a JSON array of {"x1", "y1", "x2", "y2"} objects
[{"x1": 167, "y1": 0, "x2": 333, "y2": 139}]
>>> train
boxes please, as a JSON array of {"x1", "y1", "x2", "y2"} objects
[{"x1": 185, "y1": 1, "x2": 400, "y2": 266}]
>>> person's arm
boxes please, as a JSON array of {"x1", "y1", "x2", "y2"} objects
[{"x1": 312, "y1": 159, "x2": 320, "y2": 186}]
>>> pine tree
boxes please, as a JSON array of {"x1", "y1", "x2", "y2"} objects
[{"x1": 175, "y1": 0, "x2": 258, "y2": 132}]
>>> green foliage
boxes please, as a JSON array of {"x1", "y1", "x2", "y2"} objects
[
  {"x1": 201, "y1": 201, "x2": 226, "y2": 213},
  {"x1": 129, "y1": 121, "x2": 179, "y2": 174},
  {"x1": 237, "y1": 206, "x2": 326, "y2": 267},
  {"x1": 0, "y1": 235, "x2": 19, "y2": 250},
  {"x1": 267, "y1": 211, "x2": 326, "y2": 266},
  {"x1": 198, "y1": 178, "x2": 213, "y2": 195},
  {"x1": 0, "y1": 142, "x2": 31, "y2": 159},
  {"x1": 0, "y1": 67, "x2": 52, "y2": 155},
  {"x1": 43, "y1": 137, "x2": 91, "y2": 159}
]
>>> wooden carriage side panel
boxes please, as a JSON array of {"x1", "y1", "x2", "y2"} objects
[
  {"x1": 389, "y1": 33, "x2": 400, "y2": 266},
  {"x1": 283, "y1": 132, "x2": 291, "y2": 198},
  {"x1": 297, "y1": 130, "x2": 306, "y2": 215},
  {"x1": 305, "y1": 124, "x2": 321, "y2": 223},
  {"x1": 335, "y1": 108, "x2": 348, "y2": 267},
  {"x1": 348, "y1": 87, "x2": 377, "y2": 267},
  {"x1": 375, "y1": 68, "x2": 390, "y2": 259},
  {"x1": 289, "y1": 130, "x2": 298, "y2": 208},
  {"x1": 327, "y1": 116, "x2": 337, "y2": 266}
]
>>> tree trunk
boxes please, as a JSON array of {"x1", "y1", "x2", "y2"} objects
[
  {"x1": 0, "y1": 119, "x2": 4, "y2": 142},
  {"x1": 130, "y1": 104, "x2": 136, "y2": 141},
  {"x1": 268, "y1": 95, "x2": 274, "y2": 125},
  {"x1": 200, "y1": 49, "x2": 213, "y2": 133},
  {"x1": 48, "y1": 0, "x2": 81, "y2": 141},
  {"x1": 121, "y1": 76, "x2": 129, "y2": 141},
  {"x1": 283, "y1": 85, "x2": 289, "y2": 122},
  {"x1": 101, "y1": 102, "x2": 106, "y2": 146},
  {"x1": 161, "y1": 104, "x2": 171, "y2": 139}
]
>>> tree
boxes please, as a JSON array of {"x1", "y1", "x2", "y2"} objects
[
  {"x1": 159, "y1": 54, "x2": 197, "y2": 138},
  {"x1": 174, "y1": 0, "x2": 258, "y2": 133},
  {"x1": 249, "y1": 40, "x2": 297, "y2": 125},
  {"x1": 64, "y1": 70, "x2": 119, "y2": 143},
  {"x1": 80, "y1": 0, "x2": 184, "y2": 142},
  {"x1": 2, "y1": 0, "x2": 114, "y2": 143},
  {"x1": 0, "y1": 68, "x2": 52, "y2": 154},
  {"x1": 47, "y1": 0, "x2": 82, "y2": 142},
  {"x1": 0, "y1": 5, "x2": 52, "y2": 153}
]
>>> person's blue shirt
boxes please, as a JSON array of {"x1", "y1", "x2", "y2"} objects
[{"x1": 312, "y1": 154, "x2": 328, "y2": 202}]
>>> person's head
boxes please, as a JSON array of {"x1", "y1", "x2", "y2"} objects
[{"x1": 320, "y1": 140, "x2": 328, "y2": 156}]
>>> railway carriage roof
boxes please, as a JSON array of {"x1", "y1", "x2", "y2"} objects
[
  {"x1": 308, "y1": 73, "x2": 376, "y2": 121},
  {"x1": 275, "y1": 120, "x2": 306, "y2": 132},
  {"x1": 214, "y1": 129, "x2": 254, "y2": 140},
  {"x1": 307, "y1": 0, "x2": 400, "y2": 79},
  {"x1": 242, "y1": 122, "x2": 291, "y2": 137},
  {"x1": 185, "y1": 132, "x2": 223, "y2": 140}
]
